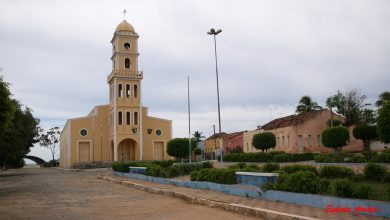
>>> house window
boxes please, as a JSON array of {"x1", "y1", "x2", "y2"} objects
[
  {"x1": 298, "y1": 135, "x2": 304, "y2": 147},
  {"x1": 126, "y1": 112, "x2": 130, "y2": 125},
  {"x1": 288, "y1": 135, "x2": 290, "y2": 147},
  {"x1": 125, "y1": 58, "x2": 130, "y2": 68},
  {"x1": 124, "y1": 42, "x2": 131, "y2": 49},
  {"x1": 308, "y1": 135, "x2": 312, "y2": 147},
  {"x1": 317, "y1": 135, "x2": 321, "y2": 146},
  {"x1": 118, "y1": 84, "x2": 122, "y2": 98},
  {"x1": 80, "y1": 129, "x2": 88, "y2": 136},
  {"x1": 134, "y1": 112, "x2": 138, "y2": 125},
  {"x1": 156, "y1": 129, "x2": 162, "y2": 136},
  {"x1": 134, "y1": 84, "x2": 138, "y2": 98},
  {"x1": 277, "y1": 137, "x2": 280, "y2": 147},
  {"x1": 118, "y1": 111, "x2": 122, "y2": 125},
  {"x1": 282, "y1": 136, "x2": 285, "y2": 147},
  {"x1": 126, "y1": 84, "x2": 130, "y2": 97},
  {"x1": 246, "y1": 143, "x2": 249, "y2": 152}
]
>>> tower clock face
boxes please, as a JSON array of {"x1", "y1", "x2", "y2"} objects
[{"x1": 124, "y1": 43, "x2": 131, "y2": 49}]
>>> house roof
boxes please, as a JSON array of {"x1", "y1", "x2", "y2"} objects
[
  {"x1": 261, "y1": 109, "x2": 327, "y2": 130},
  {"x1": 223, "y1": 131, "x2": 244, "y2": 140},
  {"x1": 205, "y1": 132, "x2": 227, "y2": 140}
]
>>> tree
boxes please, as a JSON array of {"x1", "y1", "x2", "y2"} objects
[
  {"x1": 194, "y1": 148, "x2": 201, "y2": 156},
  {"x1": 252, "y1": 132, "x2": 276, "y2": 152},
  {"x1": 39, "y1": 127, "x2": 61, "y2": 161},
  {"x1": 375, "y1": 91, "x2": 390, "y2": 107},
  {"x1": 330, "y1": 89, "x2": 369, "y2": 126},
  {"x1": 377, "y1": 101, "x2": 390, "y2": 144},
  {"x1": 353, "y1": 125, "x2": 377, "y2": 155},
  {"x1": 167, "y1": 138, "x2": 191, "y2": 159},
  {"x1": 0, "y1": 76, "x2": 16, "y2": 142},
  {"x1": 0, "y1": 101, "x2": 40, "y2": 169},
  {"x1": 192, "y1": 131, "x2": 205, "y2": 148},
  {"x1": 296, "y1": 96, "x2": 322, "y2": 113},
  {"x1": 321, "y1": 126, "x2": 349, "y2": 152},
  {"x1": 326, "y1": 96, "x2": 338, "y2": 127}
]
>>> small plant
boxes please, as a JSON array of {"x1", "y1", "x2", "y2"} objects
[
  {"x1": 370, "y1": 152, "x2": 390, "y2": 163},
  {"x1": 274, "y1": 171, "x2": 326, "y2": 194},
  {"x1": 281, "y1": 165, "x2": 317, "y2": 174},
  {"x1": 331, "y1": 179, "x2": 354, "y2": 197},
  {"x1": 346, "y1": 154, "x2": 367, "y2": 163},
  {"x1": 262, "y1": 162, "x2": 280, "y2": 172},
  {"x1": 352, "y1": 184, "x2": 373, "y2": 199},
  {"x1": 319, "y1": 166, "x2": 355, "y2": 179},
  {"x1": 382, "y1": 172, "x2": 390, "y2": 183},
  {"x1": 364, "y1": 163, "x2": 387, "y2": 181}
]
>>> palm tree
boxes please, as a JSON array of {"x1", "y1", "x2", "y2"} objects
[
  {"x1": 326, "y1": 96, "x2": 337, "y2": 127},
  {"x1": 296, "y1": 96, "x2": 322, "y2": 113},
  {"x1": 193, "y1": 131, "x2": 205, "y2": 142},
  {"x1": 375, "y1": 91, "x2": 390, "y2": 107}
]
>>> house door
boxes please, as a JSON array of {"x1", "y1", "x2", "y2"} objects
[
  {"x1": 78, "y1": 141, "x2": 90, "y2": 162},
  {"x1": 154, "y1": 141, "x2": 164, "y2": 160}
]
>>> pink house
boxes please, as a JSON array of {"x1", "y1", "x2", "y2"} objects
[
  {"x1": 223, "y1": 131, "x2": 244, "y2": 153},
  {"x1": 260, "y1": 109, "x2": 363, "y2": 153}
]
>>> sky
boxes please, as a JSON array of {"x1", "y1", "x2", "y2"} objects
[{"x1": 1, "y1": 0, "x2": 389, "y2": 161}]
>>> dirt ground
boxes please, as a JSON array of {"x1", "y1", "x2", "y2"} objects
[{"x1": 0, "y1": 167, "x2": 259, "y2": 220}]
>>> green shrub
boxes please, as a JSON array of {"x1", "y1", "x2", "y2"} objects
[
  {"x1": 252, "y1": 132, "x2": 276, "y2": 152},
  {"x1": 146, "y1": 164, "x2": 162, "y2": 176},
  {"x1": 274, "y1": 171, "x2": 327, "y2": 194},
  {"x1": 273, "y1": 154, "x2": 291, "y2": 162},
  {"x1": 352, "y1": 184, "x2": 373, "y2": 199},
  {"x1": 331, "y1": 179, "x2": 354, "y2": 197},
  {"x1": 382, "y1": 172, "x2": 390, "y2": 183},
  {"x1": 314, "y1": 154, "x2": 335, "y2": 163},
  {"x1": 262, "y1": 162, "x2": 280, "y2": 172},
  {"x1": 290, "y1": 153, "x2": 316, "y2": 162},
  {"x1": 281, "y1": 165, "x2": 317, "y2": 174},
  {"x1": 190, "y1": 170, "x2": 198, "y2": 181},
  {"x1": 202, "y1": 161, "x2": 213, "y2": 168},
  {"x1": 387, "y1": 184, "x2": 390, "y2": 201},
  {"x1": 112, "y1": 162, "x2": 129, "y2": 172},
  {"x1": 152, "y1": 160, "x2": 174, "y2": 168},
  {"x1": 194, "y1": 168, "x2": 237, "y2": 184},
  {"x1": 346, "y1": 154, "x2": 367, "y2": 163},
  {"x1": 321, "y1": 126, "x2": 350, "y2": 152},
  {"x1": 364, "y1": 163, "x2": 387, "y2": 181},
  {"x1": 319, "y1": 166, "x2": 355, "y2": 179},
  {"x1": 370, "y1": 153, "x2": 390, "y2": 163}
]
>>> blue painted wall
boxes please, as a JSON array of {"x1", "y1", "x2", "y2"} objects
[{"x1": 113, "y1": 172, "x2": 390, "y2": 218}]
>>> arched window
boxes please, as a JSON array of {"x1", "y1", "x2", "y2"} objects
[
  {"x1": 118, "y1": 84, "x2": 122, "y2": 97},
  {"x1": 125, "y1": 58, "x2": 130, "y2": 68},
  {"x1": 126, "y1": 84, "x2": 130, "y2": 97},
  {"x1": 134, "y1": 84, "x2": 138, "y2": 98},
  {"x1": 126, "y1": 112, "x2": 130, "y2": 125},
  {"x1": 134, "y1": 112, "x2": 138, "y2": 125},
  {"x1": 118, "y1": 111, "x2": 122, "y2": 125}
]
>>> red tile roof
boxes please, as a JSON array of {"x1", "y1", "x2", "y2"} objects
[{"x1": 261, "y1": 110, "x2": 326, "y2": 130}]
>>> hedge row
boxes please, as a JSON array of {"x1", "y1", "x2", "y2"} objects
[
  {"x1": 147, "y1": 162, "x2": 213, "y2": 178},
  {"x1": 314, "y1": 152, "x2": 390, "y2": 163},
  {"x1": 223, "y1": 152, "x2": 316, "y2": 162},
  {"x1": 190, "y1": 168, "x2": 237, "y2": 184}
]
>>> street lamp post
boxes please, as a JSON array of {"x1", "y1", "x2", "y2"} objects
[{"x1": 207, "y1": 28, "x2": 223, "y2": 164}]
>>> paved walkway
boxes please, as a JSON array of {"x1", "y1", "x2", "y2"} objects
[
  {"x1": 106, "y1": 173, "x2": 385, "y2": 220},
  {"x1": 0, "y1": 168, "x2": 260, "y2": 220}
]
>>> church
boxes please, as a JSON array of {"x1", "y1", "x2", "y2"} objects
[{"x1": 60, "y1": 20, "x2": 172, "y2": 168}]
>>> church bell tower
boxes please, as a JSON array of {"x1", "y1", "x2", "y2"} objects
[{"x1": 108, "y1": 19, "x2": 143, "y2": 161}]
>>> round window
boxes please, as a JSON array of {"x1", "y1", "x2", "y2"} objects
[
  {"x1": 124, "y1": 43, "x2": 131, "y2": 49},
  {"x1": 155, "y1": 129, "x2": 162, "y2": 136},
  {"x1": 80, "y1": 129, "x2": 88, "y2": 136}
]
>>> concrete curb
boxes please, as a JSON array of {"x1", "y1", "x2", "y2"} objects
[{"x1": 98, "y1": 175, "x2": 318, "y2": 220}]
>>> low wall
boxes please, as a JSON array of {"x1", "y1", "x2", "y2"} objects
[{"x1": 113, "y1": 171, "x2": 390, "y2": 218}]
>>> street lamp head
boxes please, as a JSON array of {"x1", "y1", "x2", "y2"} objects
[{"x1": 207, "y1": 28, "x2": 222, "y2": 35}]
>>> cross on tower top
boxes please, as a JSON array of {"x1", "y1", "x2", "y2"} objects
[{"x1": 122, "y1": 9, "x2": 127, "y2": 20}]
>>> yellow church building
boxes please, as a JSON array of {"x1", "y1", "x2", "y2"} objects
[{"x1": 60, "y1": 20, "x2": 172, "y2": 168}]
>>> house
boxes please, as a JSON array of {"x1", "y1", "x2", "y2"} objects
[
  {"x1": 223, "y1": 131, "x2": 244, "y2": 153},
  {"x1": 259, "y1": 109, "x2": 363, "y2": 153}
]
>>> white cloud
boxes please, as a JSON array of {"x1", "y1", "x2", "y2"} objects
[{"x1": 1, "y1": 0, "x2": 389, "y2": 160}]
